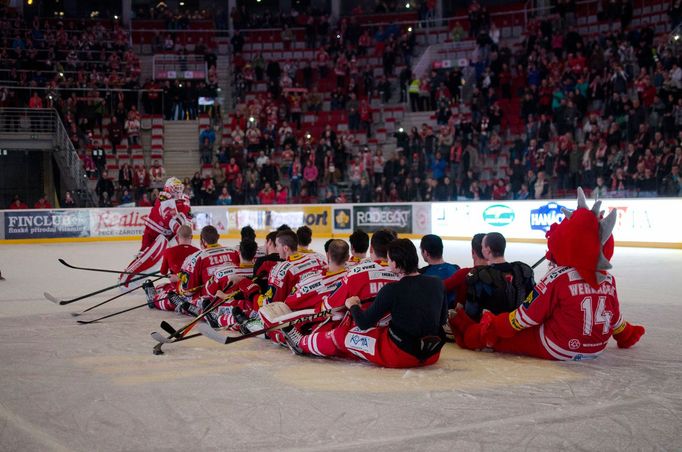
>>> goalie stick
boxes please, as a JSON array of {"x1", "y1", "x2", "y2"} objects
[
  {"x1": 71, "y1": 275, "x2": 166, "y2": 317},
  {"x1": 44, "y1": 272, "x2": 151, "y2": 305},
  {"x1": 58, "y1": 259, "x2": 161, "y2": 277},
  {"x1": 151, "y1": 320, "x2": 242, "y2": 345},
  {"x1": 152, "y1": 293, "x2": 239, "y2": 355}
]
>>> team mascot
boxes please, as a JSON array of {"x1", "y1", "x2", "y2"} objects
[
  {"x1": 119, "y1": 177, "x2": 192, "y2": 288},
  {"x1": 450, "y1": 188, "x2": 645, "y2": 360}
]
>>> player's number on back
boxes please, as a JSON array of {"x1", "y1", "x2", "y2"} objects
[{"x1": 580, "y1": 296, "x2": 613, "y2": 336}]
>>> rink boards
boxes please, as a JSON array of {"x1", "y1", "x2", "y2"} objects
[{"x1": 1, "y1": 198, "x2": 681, "y2": 248}]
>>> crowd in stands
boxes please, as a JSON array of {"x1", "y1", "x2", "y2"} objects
[
  {"x1": 2, "y1": 1, "x2": 682, "y2": 209},
  {"x1": 185, "y1": 1, "x2": 681, "y2": 207}
]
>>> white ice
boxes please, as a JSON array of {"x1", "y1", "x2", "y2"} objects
[{"x1": 0, "y1": 238, "x2": 680, "y2": 451}]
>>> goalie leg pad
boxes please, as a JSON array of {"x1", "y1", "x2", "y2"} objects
[{"x1": 119, "y1": 234, "x2": 168, "y2": 288}]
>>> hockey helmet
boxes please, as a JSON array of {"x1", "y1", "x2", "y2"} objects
[{"x1": 163, "y1": 177, "x2": 184, "y2": 198}]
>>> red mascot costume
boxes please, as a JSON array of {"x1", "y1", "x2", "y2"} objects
[{"x1": 450, "y1": 188, "x2": 645, "y2": 360}]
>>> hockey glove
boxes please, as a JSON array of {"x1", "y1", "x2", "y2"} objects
[{"x1": 613, "y1": 322, "x2": 645, "y2": 349}]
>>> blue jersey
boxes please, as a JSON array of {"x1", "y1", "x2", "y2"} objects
[{"x1": 420, "y1": 262, "x2": 460, "y2": 307}]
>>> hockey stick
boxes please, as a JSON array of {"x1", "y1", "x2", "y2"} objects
[
  {"x1": 76, "y1": 302, "x2": 148, "y2": 324},
  {"x1": 152, "y1": 293, "x2": 240, "y2": 355},
  {"x1": 44, "y1": 272, "x2": 152, "y2": 305},
  {"x1": 71, "y1": 275, "x2": 166, "y2": 317},
  {"x1": 152, "y1": 320, "x2": 242, "y2": 345},
  {"x1": 531, "y1": 256, "x2": 546, "y2": 269},
  {"x1": 58, "y1": 259, "x2": 161, "y2": 277},
  {"x1": 197, "y1": 299, "x2": 374, "y2": 346}
]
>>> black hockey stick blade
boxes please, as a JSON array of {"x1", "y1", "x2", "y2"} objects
[
  {"x1": 58, "y1": 259, "x2": 161, "y2": 277},
  {"x1": 151, "y1": 331, "x2": 202, "y2": 344},
  {"x1": 160, "y1": 320, "x2": 178, "y2": 336}
]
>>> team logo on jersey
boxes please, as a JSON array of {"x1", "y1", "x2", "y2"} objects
[
  {"x1": 334, "y1": 209, "x2": 351, "y2": 230},
  {"x1": 530, "y1": 202, "x2": 568, "y2": 232},
  {"x1": 345, "y1": 333, "x2": 376, "y2": 355},
  {"x1": 568, "y1": 339, "x2": 581, "y2": 350},
  {"x1": 482, "y1": 204, "x2": 515, "y2": 227}
]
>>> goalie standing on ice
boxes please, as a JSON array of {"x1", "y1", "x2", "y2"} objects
[{"x1": 119, "y1": 177, "x2": 192, "y2": 288}]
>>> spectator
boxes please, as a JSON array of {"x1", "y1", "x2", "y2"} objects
[
  {"x1": 274, "y1": 180, "x2": 288, "y2": 204},
  {"x1": 200, "y1": 137, "x2": 213, "y2": 165},
  {"x1": 303, "y1": 159, "x2": 319, "y2": 199},
  {"x1": 133, "y1": 165, "x2": 150, "y2": 200},
  {"x1": 34, "y1": 194, "x2": 52, "y2": 209},
  {"x1": 62, "y1": 191, "x2": 76, "y2": 208},
  {"x1": 258, "y1": 182, "x2": 276, "y2": 205},
  {"x1": 120, "y1": 189, "x2": 134, "y2": 205},
  {"x1": 149, "y1": 160, "x2": 166, "y2": 187},
  {"x1": 108, "y1": 116, "x2": 124, "y2": 154},
  {"x1": 118, "y1": 163, "x2": 133, "y2": 191},
  {"x1": 201, "y1": 175, "x2": 216, "y2": 204},
  {"x1": 95, "y1": 171, "x2": 115, "y2": 206},
  {"x1": 8, "y1": 195, "x2": 28, "y2": 209},
  {"x1": 137, "y1": 192, "x2": 152, "y2": 207},
  {"x1": 124, "y1": 111, "x2": 140, "y2": 146},
  {"x1": 216, "y1": 186, "x2": 233, "y2": 205}
]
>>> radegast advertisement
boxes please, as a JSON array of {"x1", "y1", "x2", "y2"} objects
[
  {"x1": 4, "y1": 210, "x2": 90, "y2": 239},
  {"x1": 354, "y1": 205, "x2": 412, "y2": 233}
]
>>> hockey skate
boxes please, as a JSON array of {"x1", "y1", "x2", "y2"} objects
[
  {"x1": 281, "y1": 326, "x2": 304, "y2": 355},
  {"x1": 142, "y1": 280, "x2": 156, "y2": 309}
]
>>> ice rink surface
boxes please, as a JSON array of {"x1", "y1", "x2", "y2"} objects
[{"x1": 0, "y1": 238, "x2": 680, "y2": 451}]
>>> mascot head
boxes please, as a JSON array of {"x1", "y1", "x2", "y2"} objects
[
  {"x1": 545, "y1": 187, "x2": 617, "y2": 288},
  {"x1": 162, "y1": 177, "x2": 184, "y2": 200}
]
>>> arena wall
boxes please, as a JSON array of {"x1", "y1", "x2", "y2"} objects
[{"x1": 1, "y1": 199, "x2": 680, "y2": 248}]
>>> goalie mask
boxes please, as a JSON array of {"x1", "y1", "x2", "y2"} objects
[
  {"x1": 162, "y1": 177, "x2": 184, "y2": 199},
  {"x1": 545, "y1": 187, "x2": 617, "y2": 289}
]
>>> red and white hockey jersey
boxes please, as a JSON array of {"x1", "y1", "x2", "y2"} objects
[
  {"x1": 509, "y1": 265, "x2": 623, "y2": 360},
  {"x1": 160, "y1": 244, "x2": 199, "y2": 275},
  {"x1": 284, "y1": 268, "x2": 347, "y2": 311},
  {"x1": 265, "y1": 253, "x2": 326, "y2": 303},
  {"x1": 141, "y1": 196, "x2": 191, "y2": 249},
  {"x1": 322, "y1": 260, "x2": 401, "y2": 311},
  {"x1": 204, "y1": 263, "x2": 255, "y2": 298},
  {"x1": 178, "y1": 244, "x2": 236, "y2": 297},
  {"x1": 346, "y1": 256, "x2": 367, "y2": 268}
]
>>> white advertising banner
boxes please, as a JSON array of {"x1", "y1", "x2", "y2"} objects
[{"x1": 431, "y1": 199, "x2": 682, "y2": 246}]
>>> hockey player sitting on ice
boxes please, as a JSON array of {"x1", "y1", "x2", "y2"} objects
[
  {"x1": 348, "y1": 229, "x2": 369, "y2": 267},
  {"x1": 259, "y1": 229, "x2": 402, "y2": 349},
  {"x1": 452, "y1": 188, "x2": 645, "y2": 360},
  {"x1": 257, "y1": 240, "x2": 351, "y2": 345},
  {"x1": 120, "y1": 177, "x2": 192, "y2": 288},
  {"x1": 154, "y1": 225, "x2": 236, "y2": 314},
  {"x1": 282, "y1": 239, "x2": 448, "y2": 368},
  {"x1": 319, "y1": 229, "x2": 400, "y2": 313},
  {"x1": 241, "y1": 225, "x2": 266, "y2": 258},
  {"x1": 460, "y1": 232, "x2": 534, "y2": 321},
  {"x1": 142, "y1": 225, "x2": 199, "y2": 311},
  {"x1": 199, "y1": 239, "x2": 261, "y2": 327},
  {"x1": 419, "y1": 234, "x2": 461, "y2": 308},
  {"x1": 285, "y1": 239, "x2": 349, "y2": 311},
  {"x1": 252, "y1": 230, "x2": 283, "y2": 287},
  {"x1": 259, "y1": 229, "x2": 327, "y2": 305},
  {"x1": 295, "y1": 225, "x2": 327, "y2": 266}
]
